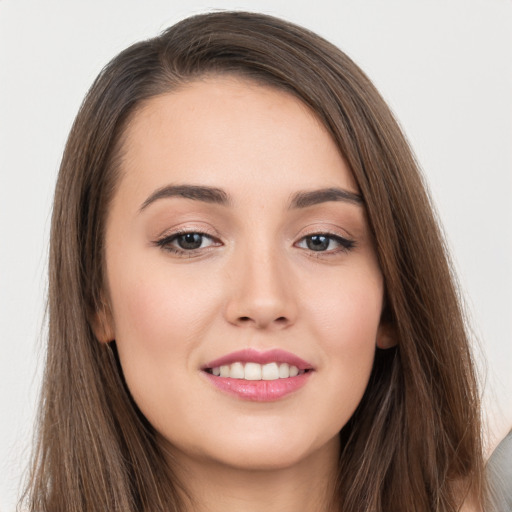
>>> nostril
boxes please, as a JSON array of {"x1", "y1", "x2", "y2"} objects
[{"x1": 236, "y1": 316, "x2": 289, "y2": 327}]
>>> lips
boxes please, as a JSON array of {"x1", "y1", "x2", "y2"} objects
[
  {"x1": 208, "y1": 361, "x2": 301, "y2": 380},
  {"x1": 203, "y1": 348, "x2": 313, "y2": 371},
  {"x1": 202, "y1": 348, "x2": 314, "y2": 401}
]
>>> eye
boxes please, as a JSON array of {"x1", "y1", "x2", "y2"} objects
[
  {"x1": 155, "y1": 231, "x2": 220, "y2": 254},
  {"x1": 296, "y1": 234, "x2": 355, "y2": 253},
  {"x1": 173, "y1": 233, "x2": 211, "y2": 250}
]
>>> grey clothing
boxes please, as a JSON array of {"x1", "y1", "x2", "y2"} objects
[{"x1": 487, "y1": 430, "x2": 512, "y2": 511}]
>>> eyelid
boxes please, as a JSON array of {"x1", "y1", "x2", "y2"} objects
[
  {"x1": 296, "y1": 233, "x2": 355, "y2": 250},
  {"x1": 154, "y1": 221, "x2": 220, "y2": 240},
  {"x1": 293, "y1": 225, "x2": 357, "y2": 255},
  {"x1": 157, "y1": 230, "x2": 218, "y2": 246},
  {"x1": 152, "y1": 225, "x2": 223, "y2": 256},
  {"x1": 294, "y1": 223, "x2": 355, "y2": 242},
  {"x1": 294, "y1": 219, "x2": 355, "y2": 236}
]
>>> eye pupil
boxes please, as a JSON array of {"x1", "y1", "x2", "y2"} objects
[
  {"x1": 178, "y1": 233, "x2": 203, "y2": 250},
  {"x1": 307, "y1": 235, "x2": 329, "y2": 251}
]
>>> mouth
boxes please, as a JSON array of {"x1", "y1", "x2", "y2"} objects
[
  {"x1": 204, "y1": 362, "x2": 310, "y2": 380},
  {"x1": 202, "y1": 348, "x2": 314, "y2": 401}
]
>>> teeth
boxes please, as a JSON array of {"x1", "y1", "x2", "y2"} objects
[
  {"x1": 209, "y1": 362, "x2": 303, "y2": 381},
  {"x1": 262, "y1": 362, "x2": 279, "y2": 380},
  {"x1": 278, "y1": 363, "x2": 290, "y2": 378},
  {"x1": 229, "y1": 362, "x2": 245, "y2": 379},
  {"x1": 244, "y1": 362, "x2": 262, "y2": 380}
]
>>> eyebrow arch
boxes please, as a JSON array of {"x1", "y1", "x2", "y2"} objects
[
  {"x1": 139, "y1": 184, "x2": 230, "y2": 211},
  {"x1": 289, "y1": 187, "x2": 363, "y2": 209}
]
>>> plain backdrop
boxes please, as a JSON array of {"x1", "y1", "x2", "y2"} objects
[{"x1": 1, "y1": 0, "x2": 511, "y2": 510}]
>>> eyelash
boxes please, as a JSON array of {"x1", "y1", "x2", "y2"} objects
[
  {"x1": 154, "y1": 230, "x2": 220, "y2": 256},
  {"x1": 154, "y1": 231, "x2": 356, "y2": 257},
  {"x1": 295, "y1": 233, "x2": 356, "y2": 255}
]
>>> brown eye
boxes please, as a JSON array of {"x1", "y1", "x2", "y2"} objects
[
  {"x1": 306, "y1": 235, "x2": 330, "y2": 251},
  {"x1": 176, "y1": 233, "x2": 205, "y2": 250},
  {"x1": 155, "y1": 231, "x2": 219, "y2": 254},
  {"x1": 296, "y1": 234, "x2": 356, "y2": 253}
]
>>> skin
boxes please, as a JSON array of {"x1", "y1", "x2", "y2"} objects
[{"x1": 98, "y1": 76, "x2": 393, "y2": 512}]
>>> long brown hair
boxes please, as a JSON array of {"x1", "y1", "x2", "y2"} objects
[{"x1": 21, "y1": 11, "x2": 485, "y2": 511}]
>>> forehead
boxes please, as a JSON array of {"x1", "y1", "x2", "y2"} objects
[{"x1": 116, "y1": 76, "x2": 358, "y2": 202}]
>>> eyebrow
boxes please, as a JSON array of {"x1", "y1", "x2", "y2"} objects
[
  {"x1": 139, "y1": 184, "x2": 363, "y2": 212},
  {"x1": 140, "y1": 184, "x2": 230, "y2": 211},
  {"x1": 289, "y1": 187, "x2": 363, "y2": 209}
]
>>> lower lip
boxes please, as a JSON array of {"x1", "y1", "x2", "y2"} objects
[{"x1": 203, "y1": 371, "x2": 312, "y2": 401}]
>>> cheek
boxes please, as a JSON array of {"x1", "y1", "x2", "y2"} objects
[
  {"x1": 106, "y1": 258, "x2": 220, "y2": 379},
  {"x1": 106, "y1": 263, "x2": 221, "y2": 426},
  {"x1": 302, "y1": 269, "x2": 382, "y2": 417},
  {"x1": 307, "y1": 269, "x2": 383, "y2": 349}
]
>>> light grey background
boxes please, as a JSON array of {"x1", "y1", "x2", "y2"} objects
[{"x1": 1, "y1": 1, "x2": 511, "y2": 510}]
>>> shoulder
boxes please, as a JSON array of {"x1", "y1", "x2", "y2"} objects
[{"x1": 486, "y1": 429, "x2": 512, "y2": 512}]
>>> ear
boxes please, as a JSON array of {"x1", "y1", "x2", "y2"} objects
[
  {"x1": 91, "y1": 301, "x2": 115, "y2": 344},
  {"x1": 376, "y1": 321, "x2": 397, "y2": 349}
]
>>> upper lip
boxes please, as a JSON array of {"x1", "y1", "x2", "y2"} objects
[{"x1": 203, "y1": 348, "x2": 314, "y2": 371}]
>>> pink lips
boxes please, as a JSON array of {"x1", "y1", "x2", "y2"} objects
[
  {"x1": 203, "y1": 348, "x2": 313, "y2": 371},
  {"x1": 202, "y1": 348, "x2": 314, "y2": 402}
]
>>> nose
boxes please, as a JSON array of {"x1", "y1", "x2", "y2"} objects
[{"x1": 224, "y1": 246, "x2": 298, "y2": 330}]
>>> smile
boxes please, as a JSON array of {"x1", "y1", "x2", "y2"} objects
[
  {"x1": 206, "y1": 361, "x2": 305, "y2": 380},
  {"x1": 202, "y1": 349, "x2": 314, "y2": 401}
]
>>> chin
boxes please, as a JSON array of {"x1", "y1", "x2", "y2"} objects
[
  {"x1": 173, "y1": 428, "x2": 340, "y2": 473},
  {"x1": 214, "y1": 444, "x2": 311, "y2": 471}
]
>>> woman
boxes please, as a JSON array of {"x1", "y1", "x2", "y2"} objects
[{"x1": 21, "y1": 11, "x2": 486, "y2": 512}]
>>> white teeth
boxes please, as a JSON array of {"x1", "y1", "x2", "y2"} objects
[
  {"x1": 262, "y1": 362, "x2": 279, "y2": 380},
  {"x1": 209, "y1": 362, "x2": 303, "y2": 380},
  {"x1": 229, "y1": 362, "x2": 245, "y2": 379},
  {"x1": 278, "y1": 363, "x2": 290, "y2": 378},
  {"x1": 244, "y1": 362, "x2": 262, "y2": 380}
]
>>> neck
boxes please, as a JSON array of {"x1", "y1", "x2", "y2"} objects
[{"x1": 167, "y1": 437, "x2": 340, "y2": 512}]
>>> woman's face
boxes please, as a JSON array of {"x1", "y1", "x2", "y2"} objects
[{"x1": 101, "y1": 77, "x2": 387, "y2": 471}]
